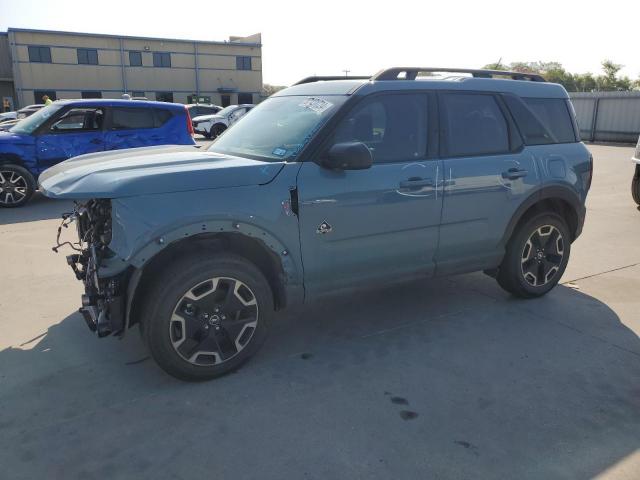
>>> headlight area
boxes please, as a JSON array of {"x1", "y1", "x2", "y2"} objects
[{"x1": 54, "y1": 199, "x2": 128, "y2": 337}]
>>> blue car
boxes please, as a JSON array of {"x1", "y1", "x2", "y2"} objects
[{"x1": 0, "y1": 99, "x2": 196, "y2": 207}]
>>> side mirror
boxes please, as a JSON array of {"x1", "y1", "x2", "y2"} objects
[{"x1": 322, "y1": 142, "x2": 373, "y2": 170}]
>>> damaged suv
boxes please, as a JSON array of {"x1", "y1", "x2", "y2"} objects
[{"x1": 41, "y1": 68, "x2": 592, "y2": 381}]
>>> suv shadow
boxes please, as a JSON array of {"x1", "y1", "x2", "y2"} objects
[{"x1": 0, "y1": 273, "x2": 638, "y2": 478}]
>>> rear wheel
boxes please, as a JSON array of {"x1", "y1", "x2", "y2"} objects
[
  {"x1": 140, "y1": 253, "x2": 273, "y2": 381},
  {"x1": 497, "y1": 213, "x2": 571, "y2": 298},
  {"x1": 0, "y1": 164, "x2": 35, "y2": 208},
  {"x1": 210, "y1": 123, "x2": 226, "y2": 139},
  {"x1": 632, "y1": 171, "x2": 640, "y2": 206}
]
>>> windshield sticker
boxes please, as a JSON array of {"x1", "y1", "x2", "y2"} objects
[
  {"x1": 272, "y1": 147, "x2": 287, "y2": 157},
  {"x1": 299, "y1": 97, "x2": 333, "y2": 115}
]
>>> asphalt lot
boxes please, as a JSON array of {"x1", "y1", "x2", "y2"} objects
[{"x1": 0, "y1": 144, "x2": 639, "y2": 479}]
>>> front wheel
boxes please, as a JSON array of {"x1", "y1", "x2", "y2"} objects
[
  {"x1": 0, "y1": 164, "x2": 35, "y2": 208},
  {"x1": 140, "y1": 253, "x2": 273, "y2": 381},
  {"x1": 497, "y1": 213, "x2": 571, "y2": 298}
]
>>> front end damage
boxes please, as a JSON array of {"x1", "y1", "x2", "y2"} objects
[{"x1": 54, "y1": 199, "x2": 127, "y2": 337}]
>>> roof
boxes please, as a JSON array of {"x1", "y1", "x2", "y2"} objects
[
  {"x1": 5, "y1": 27, "x2": 261, "y2": 47},
  {"x1": 275, "y1": 72, "x2": 569, "y2": 99},
  {"x1": 53, "y1": 99, "x2": 186, "y2": 109}
]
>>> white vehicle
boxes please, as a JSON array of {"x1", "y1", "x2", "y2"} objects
[
  {"x1": 0, "y1": 111, "x2": 17, "y2": 121},
  {"x1": 192, "y1": 104, "x2": 254, "y2": 139}
]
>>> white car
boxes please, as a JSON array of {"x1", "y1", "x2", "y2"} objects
[
  {"x1": 0, "y1": 111, "x2": 17, "y2": 121},
  {"x1": 192, "y1": 104, "x2": 254, "y2": 139}
]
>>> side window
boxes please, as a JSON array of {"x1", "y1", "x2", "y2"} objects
[
  {"x1": 50, "y1": 108, "x2": 104, "y2": 132},
  {"x1": 110, "y1": 108, "x2": 155, "y2": 130},
  {"x1": 332, "y1": 94, "x2": 428, "y2": 163},
  {"x1": 154, "y1": 108, "x2": 174, "y2": 127},
  {"x1": 522, "y1": 98, "x2": 576, "y2": 144},
  {"x1": 441, "y1": 93, "x2": 509, "y2": 157}
]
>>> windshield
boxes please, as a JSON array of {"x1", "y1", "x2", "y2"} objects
[
  {"x1": 209, "y1": 95, "x2": 346, "y2": 161},
  {"x1": 10, "y1": 104, "x2": 64, "y2": 135}
]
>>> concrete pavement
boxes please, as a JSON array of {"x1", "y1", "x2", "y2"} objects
[{"x1": 0, "y1": 144, "x2": 638, "y2": 479}]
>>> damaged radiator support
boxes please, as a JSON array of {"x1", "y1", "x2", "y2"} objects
[{"x1": 53, "y1": 199, "x2": 126, "y2": 337}]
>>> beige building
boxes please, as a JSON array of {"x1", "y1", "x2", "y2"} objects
[{"x1": 0, "y1": 28, "x2": 262, "y2": 109}]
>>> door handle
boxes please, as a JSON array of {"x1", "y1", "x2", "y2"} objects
[
  {"x1": 501, "y1": 168, "x2": 528, "y2": 180},
  {"x1": 399, "y1": 177, "x2": 434, "y2": 189}
]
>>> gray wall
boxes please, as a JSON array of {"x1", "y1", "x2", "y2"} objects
[{"x1": 569, "y1": 91, "x2": 640, "y2": 143}]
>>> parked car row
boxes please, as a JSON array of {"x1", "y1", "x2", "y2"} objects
[
  {"x1": 0, "y1": 104, "x2": 45, "y2": 131},
  {"x1": 192, "y1": 104, "x2": 254, "y2": 138}
]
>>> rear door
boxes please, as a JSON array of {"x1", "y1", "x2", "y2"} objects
[
  {"x1": 35, "y1": 107, "x2": 105, "y2": 171},
  {"x1": 104, "y1": 106, "x2": 159, "y2": 149},
  {"x1": 437, "y1": 92, "x2": 540, "y2": 274}
]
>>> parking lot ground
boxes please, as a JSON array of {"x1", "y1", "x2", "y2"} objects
[{"x1": 0, "y1": 144, "x2": 639, "y2": 479}]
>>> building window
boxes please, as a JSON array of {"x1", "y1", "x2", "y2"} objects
[
  {"x1": 156, "y1": 92, "x2": 174, "y2": 103},
  {"x1": 77, "y1": 48, "x2": 98, "y2": 65},
  {"x1": 236, "y1": 56, "x2": 252, "y2": 70},
  {"x1": 28, "y1": 46, "x2": 52, "y2": 63},
  {"x1": 220, "y1": 94, "x2": 231, "y2": 107},
  {"x1": 34, "y1": 90, "x2": 56, "y2": 103},
  {"x1": 81, "y1": 91, "x2": 102, "y2": 99},
  {"x1": 153, "y1": 52, "x2": 171, "y2": 68},
  {"x1": 131, "y1": 91, "x2": 146, "y2": 98},
  {"x1": 129, "y1": 51, "x2": 142, "y2": 66},
  {"x1": 237, "y1": 93, "x2": 253, "y2": 104}
]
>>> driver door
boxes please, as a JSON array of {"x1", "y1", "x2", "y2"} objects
[
  {"x1": 36, "y1": 107, "x2": 105, "y2": 172},
  {"x1": 296, "y1": 93, "x2": 443, "y2": 297}
]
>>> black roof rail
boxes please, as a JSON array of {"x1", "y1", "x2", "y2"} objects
[
  {"x1": 293, "y1": 75, "x2": 371, "y2": 85},
  {"x1": 371, "y1": 67, "x2": 546, "y2": 82}
]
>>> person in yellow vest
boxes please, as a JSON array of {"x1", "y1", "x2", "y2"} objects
[{"x1": 42, "y1": 94, "x2": 53, "y2": 106}]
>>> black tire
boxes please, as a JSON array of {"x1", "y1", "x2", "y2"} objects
[
  {"x1": 140, "y1": 252, "x2": 273, "y2": 381},
  {"x1": 0, "y1": 164, "x2": 35, "y2": 208},
  {"x1": 203, "y1": 131, "x2": 212, "y2": 139},
  {"x1": 210, "y1": 123, "x2": 226, "y2": 139},
  {"x1": 496, "y1": 213, "x2": 571, "y2": 298},
  {"x1": 632, "y1": 173, "x2": 640, "y2": 206}
]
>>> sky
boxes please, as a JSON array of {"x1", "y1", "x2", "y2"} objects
[{"x1": 1, "y1": 0, "x2": 639, "y2": 86}]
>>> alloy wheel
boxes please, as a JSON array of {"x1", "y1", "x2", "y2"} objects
[
  {"x1": 0, "y1": 170, "x2": 28, "y2": 206},
  {"x1": 169, "y1": 277, "x2": 259, "y2": 366},
  {"x1": 521, "y1": 225, "x2": 565, "y2": 287}
]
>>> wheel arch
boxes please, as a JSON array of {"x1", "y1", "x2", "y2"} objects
[
  {"x1": 0, "y1": 153, "x2": 27, "y2": 168},
  {"x1": 502, "y1": 186, "x2": 585, "y2": 248},
  {"x1": 125, "y1": 230, "x2": 298, "y2": 332}
]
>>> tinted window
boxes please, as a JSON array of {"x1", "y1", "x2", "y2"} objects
[
  {"x1": 442, "y1": 93, "x2": 509, "y2": 156},
  {"x1": 129, "y1": 51, "x2": 142, "y2": 66},
  {"x1": 236, "y1": 56, "x2": 251, "y2": 70},
  {"x1": 28, "y1": 46, "x2": 51, "y2": 63},
  {"x1": 77, "y1": 48, "x2": 98, "y2": 65},
  {"x1": 110, "y1": 108, "x2": 155, "y2": 129},
  {"x1": 155, "y1": 108, "x2": 174, "y2": 127},
  {"x1": 50, "y1": 108, "x2": 104, "y2": 131},
  {"x1": 333, "y1": 94, "x2": 428, "y2": 163},
  {"x1": 522, "y1": 98, "x2": 576, "y2": 143},
  {"x1": 153, "y1": 52, "x2": 171, "y2": 68}
]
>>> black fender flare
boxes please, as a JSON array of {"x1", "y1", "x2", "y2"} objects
[{"x1": 501, "y1": 185, "x2": 585, "y2": 248}]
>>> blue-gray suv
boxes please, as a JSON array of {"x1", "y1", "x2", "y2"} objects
[{"x1": 40, "y1": 67, "x2": 592, "y2": 381}]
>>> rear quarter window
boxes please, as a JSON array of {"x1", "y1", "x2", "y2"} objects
[
  {"x1": 155, "y1": 108, "x2": 174, "y2": 127},
  {"x1": 110, "y1": 107, "x2": 155, "y2": 130},
  {"x1": 521, "y1": 98, "x2": 576, "y2": 144}
]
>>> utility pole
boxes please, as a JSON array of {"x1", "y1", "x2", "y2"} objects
[{"x1": 342, "y1": 69, "x2": 350, "y2": 77}]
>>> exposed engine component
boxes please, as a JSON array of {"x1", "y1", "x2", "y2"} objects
[{"x1": 53, "y1": 199, "x2": 125, "y2": 337}]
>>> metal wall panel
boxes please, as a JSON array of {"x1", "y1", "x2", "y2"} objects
[{"x1": 570, "y1": 92, "x2": 640, "y2": 143}]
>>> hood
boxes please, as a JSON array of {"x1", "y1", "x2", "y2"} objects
[{"x1": 38, "y1": 144, "x2": 285, "y2": 199}]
